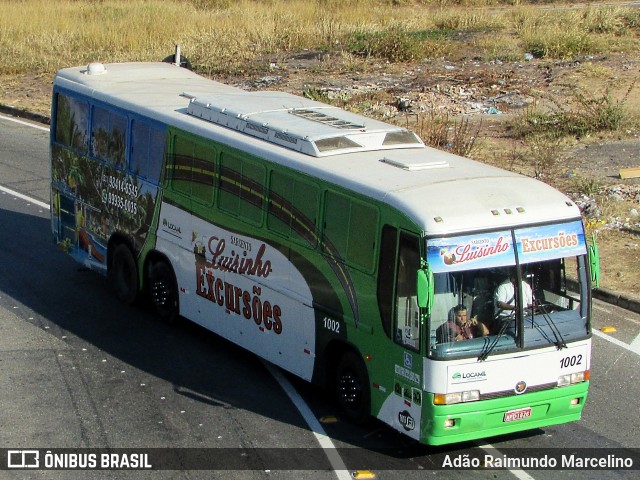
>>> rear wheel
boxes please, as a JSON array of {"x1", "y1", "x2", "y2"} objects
[
  {"x1": 148, "y1": 261, "x2": 179, "y2": 324},
  {"x1": 335, "y1": 351, "x2": 371, "y2": 424},
  {"x1": 108, "y1": 244, "x2": 139, "y2": 305}
]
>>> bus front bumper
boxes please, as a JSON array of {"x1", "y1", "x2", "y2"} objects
[{"x1": 421, "y1": 382, "x2": 589, "y2": 446}]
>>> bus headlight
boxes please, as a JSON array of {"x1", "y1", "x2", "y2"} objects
[
  {"x1": 557, "y1": 370, "x2": 589, "y2": 387},
  {"x1": 434, "y1": 390, "x2": 480, "y2": 405}
]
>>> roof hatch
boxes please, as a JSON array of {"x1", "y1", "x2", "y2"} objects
[{"x1": 182, "y1": 91, "x2": 424, "y2": 157}]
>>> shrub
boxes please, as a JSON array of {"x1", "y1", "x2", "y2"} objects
[
  {"x1": 510, "y1": 83, "x2": 633, "y2": 140},
  {"x1": 411, "y1": 110, "x2": 480, "y2": 158}
]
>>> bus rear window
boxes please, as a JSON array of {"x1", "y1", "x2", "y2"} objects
[{"x1": 54, "y1": 93, "x2": 88, "y2": 152}]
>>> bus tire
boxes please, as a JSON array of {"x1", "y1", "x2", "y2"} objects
[
  {"x1": 335, "y1": 351, "x2": 371, "y2": 424},
  {"x1": 109, "y1": 244, "x2": 139, "y2": 305},
  {"x1": 148, "y1": 261, "x2": 179, "y2": 324}
]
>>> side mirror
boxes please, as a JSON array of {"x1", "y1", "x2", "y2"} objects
[
  {"x1": 417, "y1": 265, "x2": 434, "y2": 314},
  {"x1": 587, "y1": 233, "x2": 600, "y2": 289}
]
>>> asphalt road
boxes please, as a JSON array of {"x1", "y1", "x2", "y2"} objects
[{"x1": 1, "y1": 114, "x2": 640, "y2": 479}]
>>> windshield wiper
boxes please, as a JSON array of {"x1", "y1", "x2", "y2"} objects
[
  {"x1": 478, "y1": 315, "x2": 512, "y2": 362},
  {"x1": 534, "y1": 304, "x2": 567, "y2": 349}
]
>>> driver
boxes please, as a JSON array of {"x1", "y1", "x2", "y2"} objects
[{"x1": 494, "y1": 271, "x2": 533, "y2": 320}]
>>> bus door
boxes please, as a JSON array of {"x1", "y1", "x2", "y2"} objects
[{"x1": 389, "y1": 231, "x2": 423, "y2": 439}]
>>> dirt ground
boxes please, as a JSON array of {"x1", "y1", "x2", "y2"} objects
[{"x1": 1, "y1": 50, "x2": 638, "y2": 299}]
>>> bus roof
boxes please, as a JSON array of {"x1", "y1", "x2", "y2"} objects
[{"x1": 54, "y1": 62, "x2": 582, "y2": 236}]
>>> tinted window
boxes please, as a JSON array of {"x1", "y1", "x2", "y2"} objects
[
  {"x1": 323, "y1": 191, "x2": 378, "y2": 271},
  {"x1": 268, "y1": 171, "x2": 319, "y2": 248},
  {"x1": 54, "y1": 93, "x2": 88, "y2": 152},
  {"x1": 131, "y1": 120, "x2": 166, "y2": 184},
  {"x1": 170, "y1": 135, "x2": 216, "y2": 205},
  {"x1": 219, "y1": 153, "x2": 264, "y2": 224},
  {"x1": 91, "y1": 106, "x2": 126, "y2": 168},
  {"x1": 377, "y1": 225, "x2": 397, "y2": 339}
]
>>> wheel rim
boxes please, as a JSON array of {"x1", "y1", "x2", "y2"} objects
[
  {"x1": 151, "y1": 278, "x2": 171, "y2": 308},
  {"x1": 338, "y1": 369, "x2": 362, "y2": 409}
]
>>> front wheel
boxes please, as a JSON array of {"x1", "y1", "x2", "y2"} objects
[
  {"x1": 335, "y1": 351, "x2": 371, "y2": 424},
  {"x1": 148, "y1": 261, "x2": 179, "y2": 324}
]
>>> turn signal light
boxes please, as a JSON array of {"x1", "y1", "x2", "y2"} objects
[{"x1": 433, "y1": 390, "x2": 480, "y2": 405}]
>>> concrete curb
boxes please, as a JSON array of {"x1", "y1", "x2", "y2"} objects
[
  {"x1": 0, "y1": 104, "x2": 50, "y2": 125},
  {"x1": 566, "y1": 277, "x2": 640, "y2": 315},
  {"x1": 592, "y1": 286, "x2": 640, "y2": 315},
  {"x1": 1, "y1": 104, "x2": 639, "y2": 314}
]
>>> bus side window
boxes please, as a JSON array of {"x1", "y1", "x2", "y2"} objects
[
  {"x1": 348, "y1": 201, "x2": 378, "y2": 271},
  {"x1": 394, "y1": 233, "x2": 421, "y2": 351},
  {"x1": 169, "y1": 135, "x2": 216, "y2": 204},
  {"x1": 323, "y1": 191, "x2": 378, "y2": 272},
  {"x1": 171, "y1": 135, "x2": 195, "y2": 196},
  {"x1": 131, "y1": 120, "x2": 166, "y2": 185},
  {"x1": 91, "y1": 106, "x2": 127, "y2": 169},
  {"x1": 148, "y1": 127, "x2": 165, "y2": 183},
  {"x1": 219, "y1": 152, "x2": 265, "y2": 225},
  {"x1": 268, "y1": 171, "x2": 319, "y2": 248},
  {"x1": 191, "y1": 142, "x2": 216, "y2": 206},
  {"x1": 54, "y1": 93, "x2": 88, "y2": 153},
  {"x1": 239, "y1": 160, "x2": 265, "y2": 224},
  {"x1": 377, "y1": 225, "x2": 397, "y2": 339}
]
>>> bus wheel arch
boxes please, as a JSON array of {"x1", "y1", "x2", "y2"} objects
[
  {"x1": 145, "y1": 253, "x2": 180, "y2": 324},
  {"x1": 332, "y1": 346, "x2": 371, "y2": 425},
  {"x1": 107, "y1": 239, "x2": 139, "y2": 305}
]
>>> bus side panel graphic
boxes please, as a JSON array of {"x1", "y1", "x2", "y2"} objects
[
  {"x1": 51, "y1": 145, "x2": 160, "y2": 270},
  {"x1": 156, "y1": 201, "x2": 317, "y2": 380}
]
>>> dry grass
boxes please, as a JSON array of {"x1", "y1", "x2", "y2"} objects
[
  {"x1": 1, "y1": 0, "x2": 638, "y2": 296},
  {"x1": 1, "y1": 0, "x2": 639, "y2": 78}
]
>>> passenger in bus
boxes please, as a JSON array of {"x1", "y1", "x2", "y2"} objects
[
  {"x1": 494, "y1": 272, "x2": 534, "y2": 322},
  {"x1": 437, "y1": 305, "x2": 489, "y2": 343}
]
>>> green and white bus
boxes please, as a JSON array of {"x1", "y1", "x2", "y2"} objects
[{"x1": 51, "y1": 62, "x2": 598, "y2": 446}]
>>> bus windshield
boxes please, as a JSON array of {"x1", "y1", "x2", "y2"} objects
[{"x1": 426, "y1": 220, "x2": 590, "y2": 360}]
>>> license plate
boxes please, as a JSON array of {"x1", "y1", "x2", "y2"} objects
[{"x1": 503, "y1": 407, "x2": 532, "y2": 422}]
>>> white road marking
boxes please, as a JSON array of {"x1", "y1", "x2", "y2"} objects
[
  {"x1": 264, "y1": 362, "x2": 352, "y2": 480},
  {"x1": 593, "y1": 329, "x2": 640, "y2": 355},
  {"x1": 0, "y1": 113, "x2": 49, "y2": 132},
  {"x1": 1, "y1": 113, "x2": 50, "y2": 209},
  {"x1": 0, "y1": 185, "x2": 49, "y2": 210},
  {"x1": 629, "y1": 332, "x2": 640, "y2": 351}
]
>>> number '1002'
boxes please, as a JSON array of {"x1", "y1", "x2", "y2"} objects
[{"x1": 560, "y1": 354, "x2": 582, "y2": 368}]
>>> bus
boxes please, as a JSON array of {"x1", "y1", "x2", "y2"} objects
[{"x1": 50, "y1": 61, "x2": 598, "y2": 446}]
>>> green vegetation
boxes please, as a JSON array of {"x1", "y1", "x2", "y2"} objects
[
  {"x1": 511, "y1": 83, "x2": 634, "y2": 140},
  {"x1": 573, "y1": 177, "x2": 602, "y2": 197}
]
